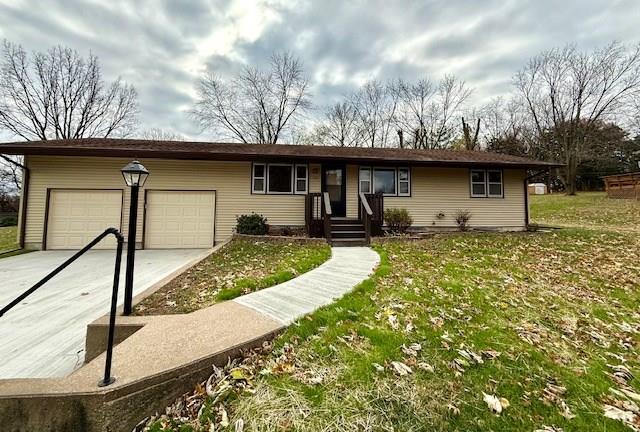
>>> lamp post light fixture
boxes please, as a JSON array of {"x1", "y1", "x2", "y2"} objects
[{"x1": 121, "y1": 160, "x2": 149, "y2": 315}]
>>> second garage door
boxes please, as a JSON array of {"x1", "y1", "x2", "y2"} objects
[{"x1": 144, "y1": 191, "x2": 215, "y2": 249}]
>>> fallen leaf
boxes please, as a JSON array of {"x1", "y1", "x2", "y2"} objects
[
  {"x1": 391, "y1": 361, "x2": 413, "y2": 376},
  {"x1": 483, "y1": 392, "x2": 509, "y2": 415}
]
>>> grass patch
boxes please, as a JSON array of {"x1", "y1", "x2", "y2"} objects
[
  {"x1": 0, "y1": 225, "x2": 18, "y2": 253},
  {"x1": 134, "y1": 238, "x2": 331, "y2": 315},
  {"x1": 144, "y1": 196, "x2": 639, "y2": 431},
  {"x1": 531, "y1": 192, "x2": 640, "y2": 232}
]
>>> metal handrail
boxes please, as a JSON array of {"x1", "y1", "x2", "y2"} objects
[{"x1": 0, "y1": 227, "x2": 124, "y2": 387}]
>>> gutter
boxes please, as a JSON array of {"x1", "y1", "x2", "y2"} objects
[
  {"x1": 1, "y1": 154, "x2": 29, "y2": 248},
  {"x1": 523, "y1": 168, "x2": 550, "y2": 227}
]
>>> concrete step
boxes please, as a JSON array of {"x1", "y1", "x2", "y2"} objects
[
  {"x1": 331, "y1": 230, "x2": 366, "y2": 239},
  {"x1": 331, "y1": 238, "x2": 369, "y2": 247},
  {"x1": 331, "y1": 224, "x2": 365, "y2": 231}
]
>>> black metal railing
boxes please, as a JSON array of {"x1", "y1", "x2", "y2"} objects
[{"x1": 0, "y1": 227, "x2": 124, "y2": 387}]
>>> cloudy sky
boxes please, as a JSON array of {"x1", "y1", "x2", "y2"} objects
[{"x1": 0, "y1": 0, "x2": 638, "y2": 140}]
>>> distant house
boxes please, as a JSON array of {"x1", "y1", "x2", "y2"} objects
[{"x1": 0, "y1": 139, "x2": 558, "y2": 249}]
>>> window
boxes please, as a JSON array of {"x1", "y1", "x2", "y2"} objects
[
  {"x1": 295, "y1": 165, "x2": 308, "y2": 194},
  {"x1": 252, "y1": 162, "x2": 308, "y2": 195},
  {"x1": 359, "y1": 167, "x2": 411, "y2": 196},
  {"x1": 398, "y1": 168, "x2": 410, "y2": 196},
  {"x1": 252, "y1": 163, "x2": 266, "y2": 193},
  {"x1": 359, "y1": 167, "x2": 371, "y2": 193},
  {"x1": 374, "y1": 168, "x2": 397, "y2": 195},
  {"x1": 470, "y1": 170, "x2": 486, "y2": 197},
  {"x1": 470, "y1": 169, "x2": 503, "y2": 198},
  {"x1": 267, "y1": 164, "x2": 294, "y2": 193},
  {"x1": 487, "y1": 170, "x2": 503, "y2": 197}
]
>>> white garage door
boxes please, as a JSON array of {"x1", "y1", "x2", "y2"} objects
[
  {"x1": 144, "y1": 191, "x2": 215, "y2": 249},
  {"x1": 46, "y1": 190, "x2": 123, "y2": 250}
]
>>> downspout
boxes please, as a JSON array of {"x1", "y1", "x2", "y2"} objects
[
  {"x1": 1, "y1": 154, "x2": 29, "y2": 248},
  {"x1": 523, "y1": 168, "x2": 550, "y2": 228}
]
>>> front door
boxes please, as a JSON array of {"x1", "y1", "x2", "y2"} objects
[{"x1": 322, "y1": 164, "x2": 346, "y2": 217}]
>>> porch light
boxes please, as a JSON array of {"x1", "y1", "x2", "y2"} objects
[
  {"x1": 120, "y1": 160, "x2": 150, "y2": 315},
  {"x1": 121, "y1": 160, "x2": 149, "y2": 187}
]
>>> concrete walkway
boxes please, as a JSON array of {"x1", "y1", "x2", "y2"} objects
[
  {"x1": 0, "y1": 246, "x2": 380, "y2": 431},
  {"x1": 0, "y1": 249, "x2": 210, "y2": 378},
  {"x1": 234, "y1": 246, "x2": 379, "y2": 323}
]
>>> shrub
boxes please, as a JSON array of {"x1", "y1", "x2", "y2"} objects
[
  {"x1": 0, "y1": 215, "x2": 17, "y2": 227},
  {"x1": 384, "y1": 208, "x2": 413, "y2": 234},
  {"x1": 454, "y1": 210, "x2": 472, "y2": 231},
  {"x1": 236, "y1": 213, "x2": 268, "y2": 235}
]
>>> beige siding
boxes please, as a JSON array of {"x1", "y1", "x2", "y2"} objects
[
  {"x1": 345, "y1": 165, "x2": 526, "y2": 229},
  {"x1": 23, "y1": 157, "x2": 526, "y2": 249},
  {"x1": 345, "y1": 165, "x2": 359, "y2": 219},
  {"x1": 24, "y1": 157, "x2": 321, "y2": 249}
]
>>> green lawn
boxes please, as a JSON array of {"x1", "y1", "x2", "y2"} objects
[
  {"x1": 531, "y1": 192, "x2": 640, "y2": 232},
  {"x1": 135, "y1": 237, "x2": 331, "y2": 315},
  {"x1": 0, "y1": 226, "x2": 18, "y2": 253},
  {"x1": 144, "y1": 197, "x2": 640, "y2": 432}
]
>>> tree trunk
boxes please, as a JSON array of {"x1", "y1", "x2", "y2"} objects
[{"x1": 565, "y1": 152, "x2": 578, "y2": 195}]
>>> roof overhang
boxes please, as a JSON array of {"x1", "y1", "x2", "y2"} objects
[{"x1": 0, "y1": 139, "x2": 563, "y2": 170}]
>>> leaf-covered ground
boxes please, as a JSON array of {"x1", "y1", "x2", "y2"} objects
[
  {"x1": 142, "y1": 197, "x2": 640, "y2": 432},
  {"x1": 0, "y1": 226, "x2": 17, "y2": 253},
  {"x1": 531, "y1": 192, "x2": 640, "y2": 233},
  {"x1": 135, "y1": 237, "x2": 331, "y2": 315}
]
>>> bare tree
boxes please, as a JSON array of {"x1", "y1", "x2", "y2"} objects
[
  {"x1": 0, "y1": 41, "x2": 138, "y2": 140},
  {"x1": 315, "y1": 101, "x2": 359, "y2": 147},
  {"x1": 0, "y1": 155, "x2": 21, "y2": 192},
  {"x1": 396, "y1": 75, "x2": 471, "y2": 149},
  {"x1": 461, "y1": 116, "x2": 481, "y2": 150},
  {"x1": 140, "y1": 128, "x2": 184, "y2": 141},
  {"x1": 348, "y1": 79, "x2": 405, "y2": 148},
  {"x1": 192, "y1": 52, "x2": 311, "y2": 144},
  {"x1": 514, "y1": 42, "x2": 640, "y2": 194}
]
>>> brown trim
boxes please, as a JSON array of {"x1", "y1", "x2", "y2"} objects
[
  {"x1": 43, "y1": 188, "x2": 125, "y2": 250},
  {"x1": 143, "y1": 189, "x2": 217, "y2": 249},
  {"x1": 19, "y1": 160, "x2": 29, "y2": 249},
  {"x1": 42, "y1": 188, "x2": 51, "y2": 251},
  {"x1": 0, "y1": 139, "x2": 562, "y2": 169},
  {"x1": 141, "y1": 189, "x2": 148, "y2": 250}
]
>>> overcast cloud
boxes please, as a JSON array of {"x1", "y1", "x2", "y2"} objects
[{"x1": 0, "y1": 0, "x2": 638, "y2": 140}]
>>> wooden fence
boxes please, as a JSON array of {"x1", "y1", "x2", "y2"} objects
[{"x1": 603, "y1": 172, "x2": 640, "y2": 199}]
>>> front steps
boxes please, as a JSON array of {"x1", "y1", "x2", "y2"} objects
[{"x1": 330, "y1": 218, "x2": 368, "y2": 246}]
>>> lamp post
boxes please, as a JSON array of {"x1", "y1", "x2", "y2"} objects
[{"x1": 121, "y1": 160, "x2": 149, "y2": 315}]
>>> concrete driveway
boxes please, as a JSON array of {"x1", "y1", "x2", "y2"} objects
[{"x1": 0, "y1": 248, "x2": 210, "y2": 379}]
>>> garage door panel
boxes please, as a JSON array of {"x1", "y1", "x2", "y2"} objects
[
  {"x1": 47, "y1": 190, "x2": 122, "y2": 250},
  {"x1": 144, "y1": 191, "x2": 215, "y2": 249}
]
